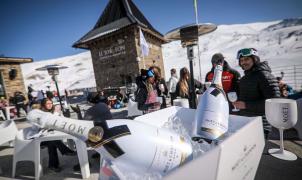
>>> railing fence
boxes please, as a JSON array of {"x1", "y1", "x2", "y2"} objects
[{"x1": 271, "y1": 64, "x2": 302, "y2": 91}]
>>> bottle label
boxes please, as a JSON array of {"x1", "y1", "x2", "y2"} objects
[
  {"x1": 193, "y1": 86, "x2": 229, "y2": 140},
  {"x1": 149, "y1": 130, "x2": 191, "y2": 174},
  {"x1": 199, "y1": 110, "x2": 228, "y2": 139}
]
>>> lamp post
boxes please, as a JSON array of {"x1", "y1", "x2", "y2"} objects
[
  {"x1": 36, "y1": 64, "x2": 69, "y2": 116},
  {"x1": 165, "y1": 23, "x2": 217, "y2": 108}
]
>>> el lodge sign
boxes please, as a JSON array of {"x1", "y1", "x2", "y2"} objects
[{"x1": 98, "y1": 41, "x2": 126, "y2": 60}]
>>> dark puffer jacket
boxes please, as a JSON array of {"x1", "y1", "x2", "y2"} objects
[
  {"x1": 135, "y1": 82, "x2": 149, "y2": 111},
  {"x1": 135, "y1": 81, "x2": 158, "y2": 111},
  {"x1": 237, "y1": 61, "x2": 280, "y2": 116}
]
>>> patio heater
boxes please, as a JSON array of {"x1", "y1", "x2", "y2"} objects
[
  {"x1": 165, "y1": 23, "x2": 217, "y2": 108},
  {"x1": 36, "y1": 64, "x2": 70, "y2": 117}
]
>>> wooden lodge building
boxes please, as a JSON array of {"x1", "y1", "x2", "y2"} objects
[
  {"x1": 73, "y1": 0, "x2": 167, "y2": 89},
  {"x1": 0, "y1": 57, "x2": 33, "y2": 99}
]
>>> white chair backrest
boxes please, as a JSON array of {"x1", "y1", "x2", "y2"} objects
[
  {"x1": 12, "y1": 127, "x2": 42, "y2": 179},
  {"x1": 0, "y1": 110, "x2": 6, "y2": 120},
  {"x1": 14, "y1": 127, "x2": 37, "y2": 160},
  {"x1": 127, "y1": 97, "x2": 143, "y2": 117},
  {"x1": 0, "y1": 120, "x2": 18, "y2": 145},
  {"x1": 156, "y1": 97, "x2": 163, "y2": 104},
  {"x1": 13, "y1": 127, "x2": 91, "y2": 179},
  {"x1": 173, "y1": 98, "x2": 189, "y2": 108}
]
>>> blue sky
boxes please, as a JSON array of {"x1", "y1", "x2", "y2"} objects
[{"x1": 0, "y1": 0, "x2": 301, "y2": 61}]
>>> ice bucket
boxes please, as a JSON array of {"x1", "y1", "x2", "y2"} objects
[
  {"x1": 135, "y1": 106, "x2": 265, "y2": 180},
  {"x1": 102, "y1": 106, "x2": 265, "y2": 180}
]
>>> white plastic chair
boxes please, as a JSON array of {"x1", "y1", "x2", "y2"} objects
[
  {"x1": 0, "y1": 120, "x2": 18, "y2": 146},
  {"x1": 0, "y1": 110, "x2": 6, "y2": 120},
  {"x1": 38, "y1": 131, "x2": 90, "y2": 179},
  {"x1": 0, "y1": 120, "x2": 18, "y2": 175},
  {"x1": 127, "y1": 96, "x2": 143, "y2": 117},
  {"x1": 12, "y1": 127, "x2": 90, "y2": 180},
  {"x1": 12, "y1": 127, "x2": 42, "y2": 180}
]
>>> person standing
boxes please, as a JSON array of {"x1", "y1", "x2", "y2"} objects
[
  {"x1": 27, "y1": 84, "x2": 34, "y2": 106},
  {"x1": 205, "y1": 53, "x2": 241, "y2": 112},
  {"x1": 232, "y1": 48, "x2": 280, "y2": 138},
  {"x1": 149, "y1": 66, "x2": 168, "y2": 108},
  {"x1": 135, "y1": 69, "x2": 148, "y2": 88},
  {"x1": 176, "y1": 67, "x2": 204, "y2": 109},
  {"x1": 168, "y1": 68, "x2": 178, "y2": 105},
  {"x1": 205, "y1": 53, "x2": 241, "y2": 93},
  {"x1": 135, "y1": 69, "x2": 161, "y2": 113},
  {"x1": 13, "y1": 91, "x2": 27, "y2": 117}
]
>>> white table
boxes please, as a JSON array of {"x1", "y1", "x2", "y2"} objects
[{"x1": 4, "y1": 106, "x2": 15, "y2": 120}]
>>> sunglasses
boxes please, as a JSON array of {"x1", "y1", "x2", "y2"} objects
[{"x1": 237, "y1": 48, "x2": 258, "y2": 59}]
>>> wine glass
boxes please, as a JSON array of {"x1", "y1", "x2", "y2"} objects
[
  {"x1": 265, "y1": 98, "x2": 298, "y2": 161},
  {"x1": 227, "y1": 92, "x2": 239, "y2": 112}
]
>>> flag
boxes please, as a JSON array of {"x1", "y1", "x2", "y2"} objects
[
  {"x1": 194, "y1": 0, "x2": 198, "y2": 15},
  {"x1": 139, "y1": 28, "x2": 149, "y2": 57}
]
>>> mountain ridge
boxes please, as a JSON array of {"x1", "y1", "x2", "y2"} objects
[{"x1": 21, "y1": 18, "x2": 302, "y2": 92}]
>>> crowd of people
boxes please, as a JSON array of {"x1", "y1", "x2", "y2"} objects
[
  {"x1": 0, "y1": 87, "x2": 69, "y2": 120},
  {"x1": 53, "y1": 47, "x2": 301, "y2": 143},
  {"x1": 132, "y1": 48, "x2": 302, "y2": 138},
  {"x1": 1, "y1": 47, "x2": 301, "y2": 176},
  {"x1": 86, "y1": 88, "x2": 126, "y2": 109}
]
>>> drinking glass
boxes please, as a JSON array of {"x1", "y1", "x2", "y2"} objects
[
  {"x1": 265, "y1": 98, "x2": 298, "y2": 161},
  {"x1": 227, "y1": 92, "x2": 239, "y2": 112},
  {"x1": 159, "y1": 84, "x2": 165, "y2": 92}
]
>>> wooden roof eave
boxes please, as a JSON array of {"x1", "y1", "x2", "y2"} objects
[
  {"x1": 73, "y1": 24, "x2": 167, "y2": 49},
  {"x1": 0, "y1": 57, "x2": 33, "y2": 63},
  {"x1": 73, "y1": 24, "x2": 135, "y2": 49}
]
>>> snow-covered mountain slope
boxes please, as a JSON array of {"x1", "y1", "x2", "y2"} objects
[
  {"x1": 21, "y1": 51, "x2": 95, "y2": 92},
  {"x1": 162, "y1": 18, "x2": 302, "y2": 82},
  {"x1": 22, "y1": 18, "x2": 302, "y2": 92}
]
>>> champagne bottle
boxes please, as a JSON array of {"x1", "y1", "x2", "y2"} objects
[
  {"x1": 192, "y1": 64, "x2": 229, "y2": 141},
  {"x1": 27, "y1": 109, "x2": 193, "y2": 176}
]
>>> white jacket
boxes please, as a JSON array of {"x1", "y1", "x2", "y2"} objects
[{"x1": 168, "y1": 76, "x2": 178, "y2": 93}]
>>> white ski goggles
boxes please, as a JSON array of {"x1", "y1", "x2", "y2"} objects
[{"x1": 237, "y1": 48, "x2": 258, "y2": 59}]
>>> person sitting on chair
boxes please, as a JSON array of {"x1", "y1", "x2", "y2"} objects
[{"x1": 39, "y1": 98, "x2": 76, "y2": 172}]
